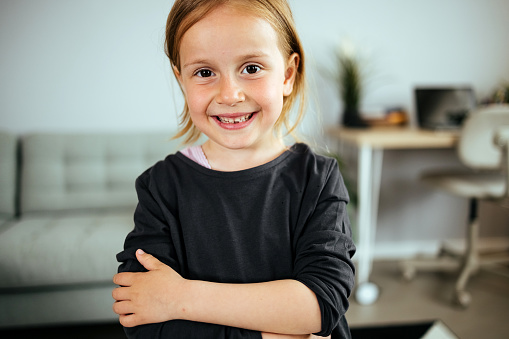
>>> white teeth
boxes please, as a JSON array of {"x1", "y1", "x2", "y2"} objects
[{"x1": 217, "y1": 113, "x2": 253, "y2": 124}]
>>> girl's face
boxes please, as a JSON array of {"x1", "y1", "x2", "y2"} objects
[{"x1": 175, "y1": 5, "x2": 298, "y2": 153}]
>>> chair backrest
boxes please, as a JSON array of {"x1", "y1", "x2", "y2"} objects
[{"x1": 458, "y1": 104, "x2": 509, "y2": 170}]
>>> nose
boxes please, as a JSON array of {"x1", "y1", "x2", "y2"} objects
[{"x1": 216, "y1": 75, "x2": 245, "y2": 106}]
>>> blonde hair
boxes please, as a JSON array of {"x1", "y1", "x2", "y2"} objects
[{"x1": 165, "y1": 0, "x2": 307, "y2": 144}]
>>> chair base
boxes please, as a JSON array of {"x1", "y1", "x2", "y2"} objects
[{"x1": 400, "y1": 215, "x2": 509, "y2": 308}]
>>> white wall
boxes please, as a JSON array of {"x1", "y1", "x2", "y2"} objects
[
  {"x1": 0, "y1": 0, "x2": 181, "y2": 133},
  {"x1": 292, "y1": 0, "x2": 509, "y2": 130},
  {"x1": 2, "y1": 0, "x2": 509, "y2": 133},
  {"x1": 293, "y1": 0, "x2": 509, "y2": 257},
  {"x1": 1, "y1": 0, "x2": 509, "y2": 256}
]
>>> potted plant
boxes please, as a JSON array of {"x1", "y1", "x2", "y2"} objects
[{"x1": 336, "y1": 43, "x2": 367, "y2": 128}]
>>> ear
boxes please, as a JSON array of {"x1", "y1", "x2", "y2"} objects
[{"x1": 283, "y1": 53, "x2": 299, "y2": 97}]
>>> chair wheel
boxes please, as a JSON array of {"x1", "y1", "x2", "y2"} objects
[
  {"x1": 438, "y1": 247, "x2": 448, "y2": 257},
  {"x1": 402, "y1": 266, "x2": 416, "y2": 281},
  {"x1": 454, "y1": 290, "x2": 471, "y2": 308}
]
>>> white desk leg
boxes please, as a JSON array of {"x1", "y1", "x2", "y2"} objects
[
  {"x1": 371, "y1": 148, "x2": 383, "y2": 255},
  {"x1": 354, "y1": 145, "x2": 383, "y2": 305}
]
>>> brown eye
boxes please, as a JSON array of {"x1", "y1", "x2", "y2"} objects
[
  {"x1": 243, "y1": 65, "x2": 260, "y2": 74},
  {"x1": 196, "y1": 69, "x2": 213, "y2": 77}
]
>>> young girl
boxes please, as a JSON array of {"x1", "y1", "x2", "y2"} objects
[{"x1": 112, "y1": 0, "x2": 356, "y2": 338}]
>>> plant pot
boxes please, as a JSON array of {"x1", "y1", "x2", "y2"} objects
[{"x1": 342, "y1": 107, "x2": 368, "y2": 128}]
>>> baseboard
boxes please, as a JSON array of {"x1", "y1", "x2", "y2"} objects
[{"x1": 370, "y1": 237, "x2": 509, "y2": 260}]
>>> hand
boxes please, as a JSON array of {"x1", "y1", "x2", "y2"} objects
[
  {"x1": 261, "y1": 333, "x2": 331, "y2": 339},
  {"x1": 112, "y1": 249, "x2": 187, "y2": 327}
]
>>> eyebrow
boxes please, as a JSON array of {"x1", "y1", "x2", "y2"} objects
[
  {"x1": 182, "y1": 52, "x2": 269, "y2": 70},
  {"x1": 182, "y1": 60, "x2": 209, "y2": 70}
]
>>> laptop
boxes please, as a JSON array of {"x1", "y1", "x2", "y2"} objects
[{"x1": 415, "y1": 87, "x2": 477, "y2": 130}]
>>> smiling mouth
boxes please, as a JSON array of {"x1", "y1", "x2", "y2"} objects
[{"x1": 215, "y1": 113, "x2": 253, "y2": 124}]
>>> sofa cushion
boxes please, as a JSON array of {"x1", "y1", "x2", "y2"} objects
[
  {"x1": 20, "y1": 132, "x2": 178, "y2": 213},
  {"x1": 0, "y1": 131, "x2": 17, "y2": 221},
  {"x1": 0, "y1": 211, "x2": 134, "y2": 288}
]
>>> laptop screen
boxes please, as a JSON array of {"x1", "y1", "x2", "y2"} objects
[{"x1": 415, "y1": 87, "x2": 476, "y2": 129}]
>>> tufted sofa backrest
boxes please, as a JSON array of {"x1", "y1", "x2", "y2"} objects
[{"x1": 20, "y1": 132, "x2": 179, "y2": 214}]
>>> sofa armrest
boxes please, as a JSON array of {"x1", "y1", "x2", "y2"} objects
[{"x1": 0, "y1": 131, "x2": 17, "y2": 220}]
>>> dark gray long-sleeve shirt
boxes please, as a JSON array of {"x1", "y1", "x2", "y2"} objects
[{"x1": 117, "y1": 143, "x2": 356, "y2": 338}]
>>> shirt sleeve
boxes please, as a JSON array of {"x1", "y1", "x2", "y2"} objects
[
  {"x1": 116, "y1": 168, "x2": 262, "y2": 339},
  {"x1": 292, "y1": 159, "x2": 356, "y2": 337},
  {"x1": 116, "y1": 169, "x2": 180, "y2": 274}
]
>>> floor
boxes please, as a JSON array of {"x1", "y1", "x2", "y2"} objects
[
  {"x1": 2, "y1": 260, "x2": 508, "y2": 338},
  {"x1": 346, "y1": 260, "x2": 509, "y2": 339}
]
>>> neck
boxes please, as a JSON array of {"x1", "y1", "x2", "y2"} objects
[{"x1": 202, "y1": 139, "x2": 288, "y2": 172}]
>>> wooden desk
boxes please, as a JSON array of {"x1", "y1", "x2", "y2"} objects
[
  {"x1": 327, "y1": 126, "x2": 459, "y2": 304},
  {"x1": 327, "y1": 127, "x2": 458, "y2": 150}
]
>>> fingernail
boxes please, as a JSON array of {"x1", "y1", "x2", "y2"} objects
[{"x1": 137, "y1": 249, "x2": 145, "y2": 255}]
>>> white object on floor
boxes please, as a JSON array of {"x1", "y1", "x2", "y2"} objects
[
  {"x1": 355, "y1": 281, "x2": 380, "y2": 305},
  {"x1": 422, "y1": 320, "x2": 459, "y2": 339}
]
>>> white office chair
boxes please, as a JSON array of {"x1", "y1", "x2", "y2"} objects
[{"x1": 400, "y1": 104, "x2": 509, "y2": 308}]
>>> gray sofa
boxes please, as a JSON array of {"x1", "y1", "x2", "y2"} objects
[{"x1": 0, "y1": 131, "x2": 179, "y2": 328}]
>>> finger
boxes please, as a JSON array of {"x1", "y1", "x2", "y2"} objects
[
  {"x1": 119, "y1": 313, "x2": 141, "y2": 328},
  {"x1": 136, "y1": 249, "x2": 163, "y2": 271},
  {"x1": 112, "y1": 286, "x2": 131, "y2": 302},
  {"x1": 113, "y1": 272, "x2": 135, "y2": 286},
  {"x1": 112, "y1": 300, "x2": 133, "y2": 316}
]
